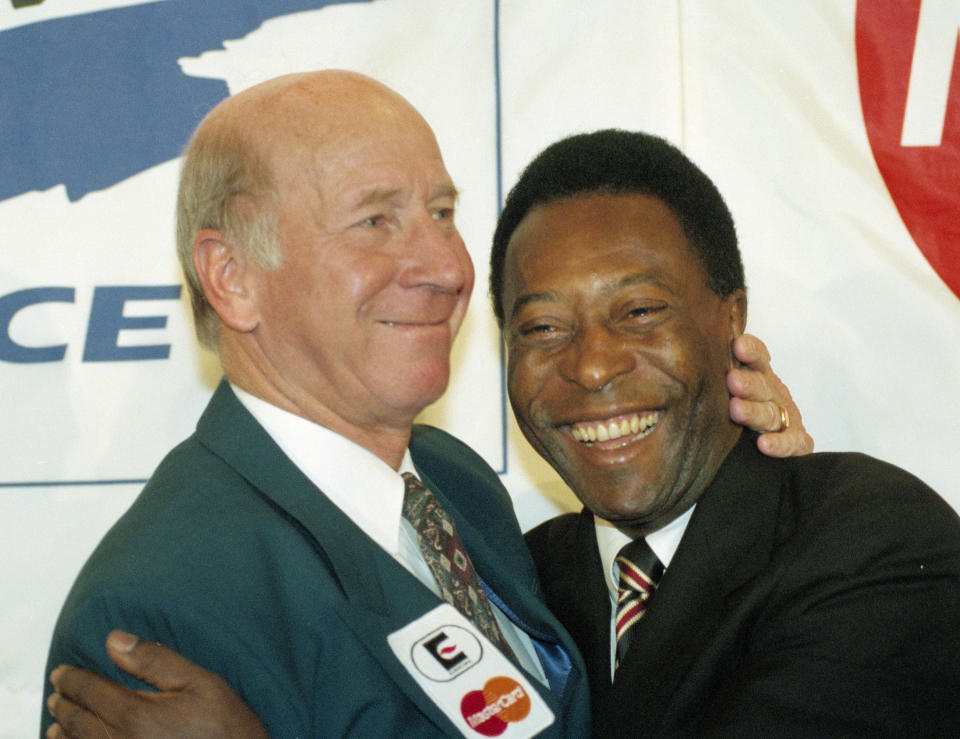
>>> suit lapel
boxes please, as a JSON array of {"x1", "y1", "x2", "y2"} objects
[
  {"x1": 603, "y1": 433, "x2": 784, "y2": 734},
  {"x1": 194, "y1": 382, "x2": 464, "y2": 734},
  {"x1": 431, "y1": 479, "x2": 545, "y2": 637},
  {"x1": 331, "y1": 539, "x2": 467, "y2": 734},
  {"x1": 562, "y1": 512, "x2": 613, "y2": 706},
  {"x1": 414, "y1": 463, "x2": 583, "y2": 715},
  {"x1": 408, "y1": 424, "x2": 588, "y2": 700}
]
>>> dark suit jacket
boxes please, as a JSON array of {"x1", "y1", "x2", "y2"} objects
[
  {"x1": 526, "y1": 432, "x2": 960, "y2": 737},
  {"x1": 42, "y1": 382, "x2": 590, "y2": 737}
]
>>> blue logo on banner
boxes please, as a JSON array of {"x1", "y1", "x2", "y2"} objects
[
  {"x1": 0, "y1": 0, "x2": 370, "y2": 202},
  {"x1": 0, "y1": 285, "x2": 184, "y2": 362}
]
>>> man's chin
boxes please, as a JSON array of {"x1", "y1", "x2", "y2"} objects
[
  {"x1": 390, "y1": 369, "x2": 450, "y2": 415},
  {"x1": 562, "y1": 471, "x2": 673, "y2": 529}
]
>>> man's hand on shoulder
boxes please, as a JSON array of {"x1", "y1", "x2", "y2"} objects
[
  {"x1": 727, "y1": 333, "x2": 814, "y2": 457},
  {"x1": 46, "y1": 630, "x2": 268, "y2": 739}
]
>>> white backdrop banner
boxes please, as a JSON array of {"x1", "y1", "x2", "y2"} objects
[{"x1": 2, "y1": 1, "x2": 958, "y2": 734}]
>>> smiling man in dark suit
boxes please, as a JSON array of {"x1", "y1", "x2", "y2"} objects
[
  {"x1": 494, "y1": 130, "x2": 960, "y2": 737},
  {"x1": 42, "y1": 84, "x2": 813, "y2": 737}
]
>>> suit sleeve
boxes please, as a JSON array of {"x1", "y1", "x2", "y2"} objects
[{"x1": 41, "y1": 586, "x2": 308, "y2": 737}]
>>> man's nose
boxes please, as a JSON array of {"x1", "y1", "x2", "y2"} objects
[
  {"x1": 402, "y1": 215, "x2": 472, "y2": 293},
  {"x1": 559, "y1": 323, "x2": 636, "y2": 391}
]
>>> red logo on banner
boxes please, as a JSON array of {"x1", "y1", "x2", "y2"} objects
[{"x1": 856, "y1": 0, "x2": 960, "y2": 299}]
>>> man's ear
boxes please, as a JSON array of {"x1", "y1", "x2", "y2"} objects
[
  {"x1": 193, "y1": 229, "x2": 260, "y2": 334},
  {"x1": 727, "y1": 289, "x2": 747, "y2": 339},
  {"x1": 725, "y1": 289, "x2": 748, "y2": 366}
]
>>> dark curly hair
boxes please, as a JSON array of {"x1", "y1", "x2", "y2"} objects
[{"x1": 489, "y1": 129, "x2": 744, "y2": 327}]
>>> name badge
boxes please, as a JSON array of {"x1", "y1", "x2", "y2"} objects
[{"x1": 388, "y1": 604, "x2": 555, "y2": 737}]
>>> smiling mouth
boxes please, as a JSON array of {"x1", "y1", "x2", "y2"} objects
[
  {"x1": 569, "y1": 411, "x2": 661, "y2": 443},
  {"x1": 381, "y1": 319, "x2": 447, "y2": 327}
]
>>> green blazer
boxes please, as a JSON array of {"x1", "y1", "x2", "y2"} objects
[{"x1": 43, "y1": 382, "x2": 590, "y2": 737}]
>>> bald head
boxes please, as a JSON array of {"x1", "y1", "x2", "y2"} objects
[
  {"x1": 206, "y1": 71, "x2": 426, "y2": 162},
  {"x1": 176, "y1": 71, "x2": 434, "y2": 348}
]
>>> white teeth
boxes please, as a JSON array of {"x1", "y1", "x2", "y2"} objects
[
  {"x1": 570, "y1": 412, "x2": 660, "y2": 444},
  {"x1": 606, "y1": 422, "x2": 623, "y2": 440}
]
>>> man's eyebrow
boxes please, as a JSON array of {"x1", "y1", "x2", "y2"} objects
[
  {"x1": 614, "y1": 272, "x2": 676, "y2": 293},
  {"x1": 430, "y1": 182, "x2": 460, "y2": 201},
  {"x1": 349, "y1": 182, "x2": 459, "y2": 210},
  {"x1": 507, "y1": 291, "x2": 560, "y2": 323},
  {"x1": 351, "y1": 187, "x2": 401, "y2": 211}
]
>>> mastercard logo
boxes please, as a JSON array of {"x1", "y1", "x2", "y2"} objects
[{"x1": 460, "y1": 676, "x2": 532, "y2": 736}]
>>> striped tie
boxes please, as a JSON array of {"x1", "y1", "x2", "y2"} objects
[{"x1": 614, "y1": 538, "x2": 664, "y2": 669}]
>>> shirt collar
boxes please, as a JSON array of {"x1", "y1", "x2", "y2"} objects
[
  {"x1": 594, "y1": 505, "x2": 695, "y2": 599},
  {"x1": 231, "y1": 383, "x2": 414, "y2": 558}
]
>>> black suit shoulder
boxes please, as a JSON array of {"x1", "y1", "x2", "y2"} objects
[
  {"x1": 699, "y1": 447, "x2": 960, "y2": 736},
  {"x1": 525, "y1": 513, "x2": 582, "y2": 567},
  {"x1": 779, "y1": 449, "x2": 958, "y2": 528},
  {"x1": 768, "y1": 450, "x2": 960, "y2": 588}
]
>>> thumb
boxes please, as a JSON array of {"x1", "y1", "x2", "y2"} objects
[{"x1": 105, "y1": 630, "x2": 205, "y2": 692}]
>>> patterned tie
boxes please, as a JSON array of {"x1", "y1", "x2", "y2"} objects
[
  {"x1": 614, "y1": 537, "x2": 664, "y2": 669},
  {"x1": 401, "y1": 472, "x2": 516, "y2": 659}
]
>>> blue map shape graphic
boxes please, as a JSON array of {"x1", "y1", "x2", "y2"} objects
[{"x1": 0, "y1": 0, "x2": 370, "y2": 202}]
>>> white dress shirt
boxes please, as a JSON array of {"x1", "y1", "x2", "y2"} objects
[
  {"x1": 231, "y1": 385, "x2": 546, "y2": 684},
  {"x1": 594, "y1": 506, "x2": 695, "y2": 678}
]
